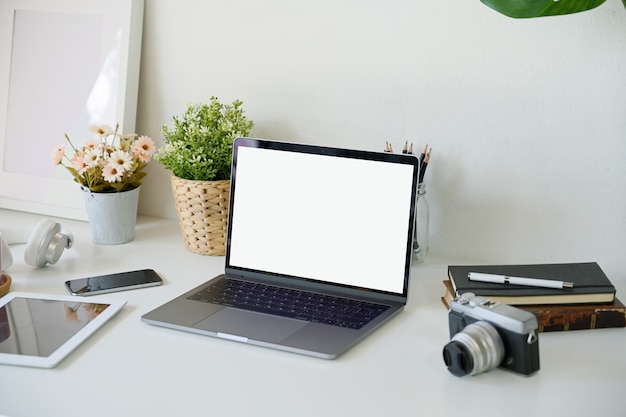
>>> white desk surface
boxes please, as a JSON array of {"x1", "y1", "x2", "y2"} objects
[{"x1": 1, "y1": 209, "x2": 625, "y2": 417}]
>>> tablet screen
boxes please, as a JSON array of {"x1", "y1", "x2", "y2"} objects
[{"x1": 0, "y1": 292, "x2": 125, "y2": 368}]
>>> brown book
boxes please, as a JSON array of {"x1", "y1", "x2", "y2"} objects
[{"x1": 441, "y1": 280, "x2": 626, "y2": 333}]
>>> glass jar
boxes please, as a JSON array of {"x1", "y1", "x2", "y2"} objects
[{"x1": 413, "y1": 182, "x2": 429, "y2": 262}]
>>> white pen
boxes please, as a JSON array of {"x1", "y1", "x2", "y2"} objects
[{"x1": 468, "y1": 272, "x2": 574, "y2": 290}]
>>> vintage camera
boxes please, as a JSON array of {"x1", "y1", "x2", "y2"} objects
[{"x1": 442, "y1": 293, "x2": 540, "y2": 377}]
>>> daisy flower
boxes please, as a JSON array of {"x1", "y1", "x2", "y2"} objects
[
  {"x1": 90, "y1": 124, "x2": 114, "y2": 137},
  {"x1": 83, "y1": 140, "x2": 100, "y2": 151},
  {"x1": 71, "y1": 154, "x2": 88, "y2": 175},
  {"x1": 108, "y1": 150, "x2": 133, "y2": 173},
  {"x1": 102, "y1": 163, "x2": 124, "y2": 183},
  {"x1": 51, "y1": 143, "x2": 65, "y2": 165},
  {"x1": 83, "y1": 148, "x2": 101, "y2": 168},
  {"x1": 132, "y1": 135, "x2": 156, "y2": 162}
]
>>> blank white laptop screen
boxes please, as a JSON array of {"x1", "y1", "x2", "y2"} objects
[{"x1": 228, "y1": 145, "x2": 415, "y2": 295}]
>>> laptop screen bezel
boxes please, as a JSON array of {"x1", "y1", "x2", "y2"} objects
[{"x1": 224, "y1": 137, "x2": 418, "y2": 304}]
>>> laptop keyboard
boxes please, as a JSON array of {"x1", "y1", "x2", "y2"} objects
[{"x1": 187, "y1": 278, "x2": 390, "y2": 330}]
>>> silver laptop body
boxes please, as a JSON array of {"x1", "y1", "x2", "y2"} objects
[{"x1": 142, "y1": 138, "x2": 418, "y2": 359}]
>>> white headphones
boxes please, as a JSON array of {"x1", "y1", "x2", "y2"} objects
[{"x1": 0, "y1": 219, "x2": 74, "y2": 271}]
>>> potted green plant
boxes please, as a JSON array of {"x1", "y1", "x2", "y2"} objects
[
  {"x1": 480, "y1": 0, "x2": 624, "y2": 18},
  {"x1": 156, "y1": 97, "x2": 254, "y2": 256}
]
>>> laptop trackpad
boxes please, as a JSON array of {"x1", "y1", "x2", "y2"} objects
[{"x1": 194, "y1": 308, "x2": 308, "y2": 343}]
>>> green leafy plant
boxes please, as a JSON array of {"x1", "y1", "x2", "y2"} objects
[
  {"x1": 481, "y1": 0, "x2": 625, "y2": 18},
  {"x1": 157, "y1": 97, "x2": 254, "y2": 181}
]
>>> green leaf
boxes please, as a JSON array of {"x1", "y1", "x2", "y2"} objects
[{"x1": 480, "y1": 0, "x2": 607, "y2": 18}]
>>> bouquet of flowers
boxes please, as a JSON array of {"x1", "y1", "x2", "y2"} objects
[{"x1": 52, "y1": 124, "x2": 156, "y2": 193}]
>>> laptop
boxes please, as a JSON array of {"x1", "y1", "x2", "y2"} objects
[{"x1": 142, "y1": 137, "x2": 419, "y2": 359}]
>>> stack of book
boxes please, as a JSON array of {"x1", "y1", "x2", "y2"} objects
[{"x1": 442, "y1": 262, "x2": 626, "y2": 332}]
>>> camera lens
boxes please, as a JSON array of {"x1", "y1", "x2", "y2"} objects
[
  {"x1": 442, "y1": 321, "x2": 505, "y2": 377},
  {"x1": 443, "y1": 342, "x2": 473, "y2": 376}
]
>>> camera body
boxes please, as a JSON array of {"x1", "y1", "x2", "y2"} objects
[{"x1": 443, "y1": 293, "x2": 540, "y2": 376}]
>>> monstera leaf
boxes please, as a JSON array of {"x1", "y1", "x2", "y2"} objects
[{"x1": 480, "y1": 0, "x2": 622, "y2": 18}]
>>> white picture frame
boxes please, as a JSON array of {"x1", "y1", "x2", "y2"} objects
[{"x1": 0, "y1": 0, "x2": 144, "y2": 220}]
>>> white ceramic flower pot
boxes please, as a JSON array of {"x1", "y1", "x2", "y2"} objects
[{"x1": 82, "y1": 187, "x2": 140, "y2": 244}]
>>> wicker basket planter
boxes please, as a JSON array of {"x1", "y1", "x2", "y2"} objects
[{"x1": 170, "y1": 175, "x2": 230, "y2": 256}]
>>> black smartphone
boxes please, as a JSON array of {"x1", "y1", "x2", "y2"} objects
[{"x1": 64, "y1": 269, "x2": 163, "y2": 296}]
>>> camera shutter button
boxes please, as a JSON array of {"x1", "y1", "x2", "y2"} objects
[{"x1": 458, "y1": 293, "x2": 474, "y2": 304}]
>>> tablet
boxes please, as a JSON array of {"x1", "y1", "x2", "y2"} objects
[{"x1": 0, "y1": 292, "x2": 126, "y2": 368}]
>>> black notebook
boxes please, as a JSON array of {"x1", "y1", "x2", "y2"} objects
[{"x1": 448, "y1": 262, "x2": 616, "y2": 305}]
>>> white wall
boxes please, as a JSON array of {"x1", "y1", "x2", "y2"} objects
[{"x1": 135, "y1": 0, "x2": 626, "y2": 280}]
